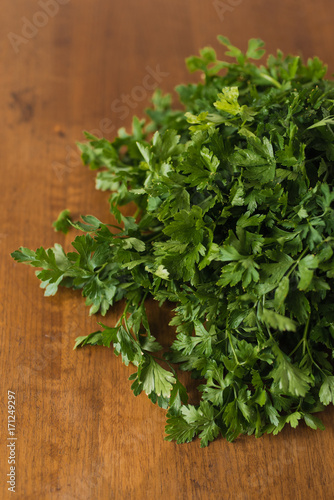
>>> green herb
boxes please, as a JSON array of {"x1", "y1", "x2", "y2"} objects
[
  {"x1": 52, "y1": 209, "x2": 72, "y2": 234},
  {"x1": 12, "y1": 37, "x2": 334, "y2": 446}
]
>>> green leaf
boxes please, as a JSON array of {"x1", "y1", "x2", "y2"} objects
[
  {"x1": 52, "y1": 209, "x2": 72, "y2": 234},
  {"x1": 180, "y1": 402, "x2": 220, "y2": 447},
  {"x1": 214, "y1": 87, "x2": 241, "y2": 116},
  {"x1": 303, "y1": 413, "x2": 325, "y2": 430},
  {"x1": 173, "y1": 322, "x2": 216, "y2": 357},
  {"x1": 319, "y1": 376, "x2": 334, "y2": 405},
  {"x1": 246, "y1": 38, "x2": 265, "y2": 60},
  {"x1": 154, "y1": 264, "x2": 170, "y2": 280},
  {"x1": 163, "y1": 206, "x2": 204, "y2": 245},
  {"x1": 136, "y1": 142, "x2": 153, "y2": 167},
  {"x1": 165, "y1": 413, "x2": 197, "y2": 444},
  {"x1": 270, "y1": 346, "x2": 313, "y2": 397},
  {"x1": 169, "y1": 379, "x2": 189, "y2": 411},
  {"x1": 73, "y1": 331, "x2": 103, "y2": 349},
  {"x1": 307, "y1": 115, "x2": 334, "y2": 129},
  {"x1": 286, "y1": 411, "x2": 302, "y2": 428},
  {"x1": 139, "y1": 357, "x2": 176, "y2": 398},
  {"x1": 260, "y1": 308, "x2": 297, "y2": 332},
  {"x1": 273, "y1": 276, "x2": 290, "y2": 310},
  {"x1": 113, "y1": 326, "x2": 143, "y2": 366},
  {"x1": 217, "y1": 35, "x2": 245, "y2": 64},
  {"x1": 298, "y1": 255, "x2": 318, "y2": 290}
]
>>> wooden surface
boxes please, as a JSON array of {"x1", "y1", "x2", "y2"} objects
[{"x1": 1, "y1": 1, "x2": 334, "y2": 498}]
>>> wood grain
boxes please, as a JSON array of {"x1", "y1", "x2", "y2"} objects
[{"x1": 1, "y1": 1, "x2": 334, "y2": 498}]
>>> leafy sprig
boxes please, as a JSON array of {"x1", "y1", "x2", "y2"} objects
[{"x1": 12, "y1": 36, "x2": 334, "y2": 446}]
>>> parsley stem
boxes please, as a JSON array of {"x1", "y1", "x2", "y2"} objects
[
  {"x1": 133, "y1": 207, "x2": 141, "y2": 220},
  {"x1": 288, "y1": 316, "x2": 311, "y2": 358},
  {"x1": 304, "y1": 341, "x2": 325, "y2": 375},
  {"x1": 96, "y1": 262, "x2": 108, "y2": 275},
  {"x1": 214, "y1": 404, "x2": 227, "y2": 420},
  {"x1": 258, "y1": 73, "x2": 281, "y2": 89},
  {"x1": 226, "y1": 330, "x2": 239, "y2": 365},
  {"x1": 288, "y1": 314, "x2": 326, "y2": 375},
  {"x1": 285, "y1": 247, "x2": 308, "y2": 279},
  {"x1": 302, "y1": 315, "x2": 311, "y2": 357},
  {"x1": 288, "y1": 338, "x2": 303, "y2": 357},
  {"x1": 144, "y1": 230, "x2": 163, "y2": 243},
  {"x1": 305, "y1": 154, "x2": 324, "y2": 164}
]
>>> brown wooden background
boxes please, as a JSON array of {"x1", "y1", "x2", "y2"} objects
[{"x1": 1, "y1": 1, "x2": 334, "y2": 498}]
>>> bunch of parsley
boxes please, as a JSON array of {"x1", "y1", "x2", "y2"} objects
[{"x1": 12, "y1": 37, "x2": 334, "y2": 446}]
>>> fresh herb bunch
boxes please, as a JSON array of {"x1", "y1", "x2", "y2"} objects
[{"x1": 12, "y1": 37, "x2": 334, "y2": 446}]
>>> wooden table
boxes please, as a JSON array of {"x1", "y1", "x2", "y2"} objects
[{"x1": 1, "y1": 1, "x2": 334, "y2": 498}]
